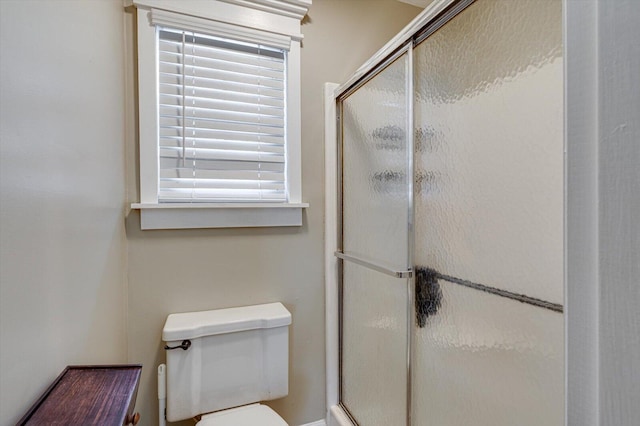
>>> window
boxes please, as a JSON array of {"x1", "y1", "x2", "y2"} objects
[
  {"x1": 158, "y1": 29, "x2": 287, "y2": 203},
  {"x1": 129, "y1": 0, "x2": 310, "y2": 229}
]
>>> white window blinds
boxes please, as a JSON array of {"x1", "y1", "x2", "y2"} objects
[{"x1": 158, "y1": 28, "x2": 287, "y2": 202}]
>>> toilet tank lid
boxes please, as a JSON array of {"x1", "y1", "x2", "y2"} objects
[{"x1": 162, "y1": 302, "x2": 291, "y2": 341}]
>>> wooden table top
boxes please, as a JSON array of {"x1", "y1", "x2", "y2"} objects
[{"x1": 17, "y1": 365, "x2": 142, "y2": 426}]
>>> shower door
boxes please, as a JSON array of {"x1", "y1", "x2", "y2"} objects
[
  {"x1": 338, "y1": 49, "x2": 412, "y2": 426},
  {"x1": 336, "y1": 1, "x2": 564, "y2": 425},
  {"x1": 411, "y1": 0, "x2": 564, "y2": 425}
]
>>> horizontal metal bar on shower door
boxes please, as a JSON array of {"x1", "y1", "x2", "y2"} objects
[{"x1": 335, "y1": 251, "x2": 413, "y2": 278}]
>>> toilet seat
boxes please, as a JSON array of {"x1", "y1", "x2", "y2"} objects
[{"x1": 197, "y1": 403, "x2": 288, "y2": 426}]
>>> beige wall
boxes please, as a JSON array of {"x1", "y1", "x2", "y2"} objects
[
  {"x1": 0, "y1": 0, "x2": 419, "y2": 425},
  {"x1": 125, "y1": 1, "x2": 420, "y2": 425},
  {"x1": 0, "y1": 1, "x2": 128, "y2": 425}
]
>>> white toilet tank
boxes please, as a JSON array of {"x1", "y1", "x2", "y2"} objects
[{"x1": 162, "y1": 302, "x2": 291, "y2": 423}]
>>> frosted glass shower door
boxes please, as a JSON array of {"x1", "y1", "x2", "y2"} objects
[
  {"x1": 412, "y1": 1, "x2": 564, "y2": 425},
  {"x1": 339, "y1": 51, "x2": 410, "y2": 426}
]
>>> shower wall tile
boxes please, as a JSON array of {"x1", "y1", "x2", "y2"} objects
[
  {"x1": 342, "y1": 53, "x2": 410, "y2": 269},
  {"x1": 412, "y1": 280, "x2": 564, "y2": 426},
  {"x1": 413, "y1": 0, "x2": 564, "y2": 304},
  {"x1": 342, "y1": 262, "x2": 407, "y2": 426}
]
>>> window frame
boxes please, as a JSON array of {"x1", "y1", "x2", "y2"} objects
[{"x1": 128, "y1": 0, "x2": 309, "y2": 229}]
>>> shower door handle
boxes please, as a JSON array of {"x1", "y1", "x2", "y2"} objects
[{"x1": 335, "y1": 251, "x2": 413, "y2": 278}]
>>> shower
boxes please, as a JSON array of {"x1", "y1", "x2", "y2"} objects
[{"x1": 326, "y1": 0, "x2": 564, "y2": 424}]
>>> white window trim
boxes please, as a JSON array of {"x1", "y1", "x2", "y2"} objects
[{"x1": 128, "y1": 0, "x2": 310, "y2": 229}]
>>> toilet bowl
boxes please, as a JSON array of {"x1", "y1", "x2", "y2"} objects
[
  {"x1": 162, "y1": 303, "x2": 291, "y2": 425},
  {"x1": 197, "y1": 404, "x2": 288, "y2": 426}
]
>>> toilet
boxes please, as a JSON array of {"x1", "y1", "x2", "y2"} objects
[{"x1": 161, "y1": 302, "x2": 292, "y2": 425}]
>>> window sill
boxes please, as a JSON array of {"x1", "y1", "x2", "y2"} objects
[{"x1": 130, "y1": 202, "x2": 309, "y2": 230}]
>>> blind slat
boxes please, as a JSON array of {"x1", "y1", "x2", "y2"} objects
[
  {"x1": 160, "y1": 180, "x2": 284, "y2": 191},
  {"x1": 160, "y1": 138, "x2": 284, "y2": 154},
  {"x1": 160, "y1": 83, "x2": 284, "y2": 108},
  {"x1": 159, "y1": 71, "x2": 284, "y2": 98},
  {"x1": 160, "y1": 147, "x2": 285, "y2": 163},
  {"x1": 159, "y1": 61, "x2": 283, "y2": 85},
  {"x1": 159, "y1": 61, "x2": 284, "y2": 89},
  {"x1": 159, "y1": 128, "x2": 284, "y2": 145},
  {"x1": 159, "y1": 38, "x2": 284, "y2": 69},
  {"x1": 159, "y1": 51, "x2": 284, "y2": 79},
  {"x1": 161, "y1": 168, "x2": 283, "y2": 180},
  {"x1": 159, "y1": 105, "x2": 284, "y2": 127},
  {"x1": 159, "y1": 93, "x2": 284, "y2": 117},
  {"x1": 159, "y1": 188, "x2": 286, "y2": 201},
  {"x1": 159, "y1": 83, "x2": 283, "y2": 106},
  {"x1": 159, "y1": 117, "x2": 284, "y2": 136},
  {"x1": 160, "y1": 158, "x2": 284, "y2": 173}
]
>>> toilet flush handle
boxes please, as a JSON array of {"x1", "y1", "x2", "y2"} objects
[{"x1": 164, "y1": 340, "x2": 191, "y2": 351}]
